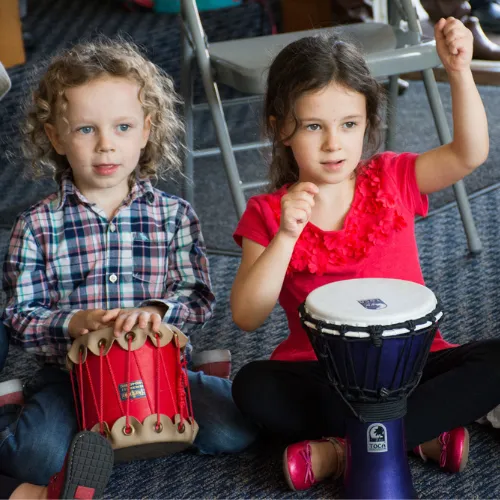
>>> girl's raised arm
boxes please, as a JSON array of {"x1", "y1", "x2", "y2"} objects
[{"x1": 415, "y1": 17, "x2": 489, "y2": 195}]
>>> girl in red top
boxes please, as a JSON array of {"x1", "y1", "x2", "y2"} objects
[{"x1": 231, "y1": 17, "x2": 500, "y2": 492}]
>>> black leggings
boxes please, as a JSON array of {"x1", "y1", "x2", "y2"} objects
[{"x1": 232, "y1": 339, "x2": 500, "y2": 450}]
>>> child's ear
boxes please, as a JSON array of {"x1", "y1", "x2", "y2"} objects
[
  {"x1": 44, "y1": 123, "x2": 66, "y2": 155},
  {"x1": 142, "y1": 114, "x2": 152, "y2": 148}
]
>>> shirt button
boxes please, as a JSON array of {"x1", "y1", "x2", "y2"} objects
[
  {"x1": 109, "y1": 274, "x2": 118, "y2": 283},
  {"x1": 109, "y1": 223, "x2": 116, "y2": 232}
]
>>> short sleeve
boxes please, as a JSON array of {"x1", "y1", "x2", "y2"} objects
[
  {"x1": 382, "y1": 152, "x2": 428, "y2": 217},
  {"x1": 233, "y1": 195, "x2": 277, "y2": 248}
]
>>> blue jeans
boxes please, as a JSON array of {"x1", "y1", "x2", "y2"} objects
[
  {"x1": 0, "y1": 366, "x2": 258, "y2": 485},
  {"x1": 0, "y1": 323, "x2": 8, "y2": 372}
]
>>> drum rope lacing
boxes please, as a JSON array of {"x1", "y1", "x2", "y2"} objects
[{"x1": 300, "y1": 302, "x2": 442, "y2": 422}]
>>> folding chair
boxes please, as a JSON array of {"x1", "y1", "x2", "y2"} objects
[{"x1": 180, "y1": 0, "x2": 482, "y2": 254}]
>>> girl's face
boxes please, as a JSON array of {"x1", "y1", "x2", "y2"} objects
[
  {"x1": 282, "y1": 82, "x2": 367, "y2": 187},
  {"x1": 45, "y1": 75, "x2": 151, "y2": 204}
]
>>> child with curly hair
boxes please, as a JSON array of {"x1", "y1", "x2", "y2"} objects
[{"x1": 0, "y1": 37, "x2": 257, "y2": 499}]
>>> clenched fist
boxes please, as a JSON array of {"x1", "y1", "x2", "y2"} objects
[{"x1": 279, "y1": 182, "x2": 319, "y2": 240}]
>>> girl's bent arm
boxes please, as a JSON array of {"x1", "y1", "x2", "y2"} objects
[
  {"x1": 415, "y1": 18, "x2": 489, "y2": 195},
  {"x1": 231, "y1": 233, "x2": 296, "y2": 331}
]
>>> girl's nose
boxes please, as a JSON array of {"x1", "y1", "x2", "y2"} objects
[{"x1": 323, "y1": 131, "x2": 341, "y2": 152}]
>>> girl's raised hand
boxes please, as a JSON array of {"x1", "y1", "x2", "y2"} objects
[
  {"x1": 434, "y1": 17, "x2": 473, "y2": 73},
  {"x1": 279, "y1": 182, "x2": 319, "y2": 240}
]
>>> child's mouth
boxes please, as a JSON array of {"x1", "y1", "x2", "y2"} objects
[{"x1": 94, "y1": 164, "x2": 119, "y2": 175}]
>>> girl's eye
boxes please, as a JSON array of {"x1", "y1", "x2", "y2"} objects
[
  {"x1": 306, "y1": 124, "x2": 321, "y2": 131},
  {"x1": 343, "y1": 122, "x2": 357, "y2": 129},
  {"x1": 118, "y1": 124, "x2": 131, "y2": 132},
  {"x1": 78, "y1": 126, "x2": 94, "y2": 134}
]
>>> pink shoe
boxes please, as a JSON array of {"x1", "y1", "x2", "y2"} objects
[
  {"x1": 0, "y1": 379, "x2": 24, "y2": 406},
  {"x1": 47, "y1": 431, "x2": 114, "y2": 499},
  {"x1": 414, "y1": 427, "x2": 470, "y2": 473},
  {"x1": 283, "y1": 437, "x2": 345, "y2": 491},
  {"x1": 192, "y1": 349, "x2": 231, "y2": 379}
]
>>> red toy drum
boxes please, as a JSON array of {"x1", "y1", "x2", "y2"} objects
[{"x1": 67, "y1": 324, "x2": 198, "y2": 462}]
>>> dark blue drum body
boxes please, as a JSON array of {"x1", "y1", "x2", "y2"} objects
[{"x1": 299, "y1": 295, "x2": 442, "y2": 499}]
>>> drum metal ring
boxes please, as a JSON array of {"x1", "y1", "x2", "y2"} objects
[
  {"x1": 154, "y1": 422, "x2": 163, "y2": 433},
  {"x1": 178, "y1": 423, "x2": 186, "y2": 434},
  {"x1": 155, "y1": 330, "x2": 163, "y2": 339},
  {"x1": 98, "y1": 339, "x2": 107, "y2": 349},
  {"x1": 122, "y1": 425, "x2": 135, "y2": 436}
]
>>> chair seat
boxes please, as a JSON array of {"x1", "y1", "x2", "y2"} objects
[{"x1": 210, "y1": 23, "x2": 439, "y2": 94}]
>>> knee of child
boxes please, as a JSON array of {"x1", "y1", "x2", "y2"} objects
[{"x1": 232, "y1": 361, "x2": 266, "y2": 412}]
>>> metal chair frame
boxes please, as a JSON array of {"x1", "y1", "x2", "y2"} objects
[{"x1": 180, "y1": 0, "x2": 482, "y2": 254}]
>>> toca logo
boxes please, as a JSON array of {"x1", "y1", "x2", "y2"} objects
[{"x1": 367, "y1": 423, "x2": 388, "y2": 453}]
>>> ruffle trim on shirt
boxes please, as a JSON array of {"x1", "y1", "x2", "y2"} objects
[{"x1": 271, "y1": 162, "x2": 408, "y2": 276}]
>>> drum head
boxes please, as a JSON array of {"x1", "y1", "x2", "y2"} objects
[{"x1": 304, "y1": 278, "x2": 440, "y2": 336}]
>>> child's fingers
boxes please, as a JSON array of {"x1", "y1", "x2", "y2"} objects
[
  {"x1": 282, "y1": 199, "x2": 312, "y2": 220},
  {"x1": 114, "y1": 311, "x2": 139, "y2": 337},
  {"x1": 150, "y1": 314, "x2": 162, "y2": 334},
  {"x1": 137, "y1": 311, "x2": 150, "y2": 329},
  {"x1": 101, "y1": 308, "x2": 121, "y2": 322},
  {"x1": 434, "y1": 17, "x2": 447, "y2": 40},
  {"x1": 290, "y1": 181, "x2": 319, "y2": 196},
  {"x1": 287, "y1": 207, "x2": 310, "y2": 225}
]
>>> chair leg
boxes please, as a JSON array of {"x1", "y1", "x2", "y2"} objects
[
  {"x1": 181, "y1": 32, "x2": 195, "y2": 206},
  {"x1": 201, "y1": 80, "x2": 247, "y2": 218},
  {"x1": 421, "y1": 68, "x2": 482, "y2": 254},
  {"x1": 385, "y1": 75, "x2": 400, "y2": 151}
]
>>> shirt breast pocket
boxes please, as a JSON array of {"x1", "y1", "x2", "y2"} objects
[{"x1": 132, "y1": 231, "x2": 168, "y2": 296}]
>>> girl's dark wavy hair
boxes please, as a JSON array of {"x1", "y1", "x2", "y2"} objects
[
  {"x1": 264, "y1": 33, "x2": 386, "y2": 191},
  {"x1": 22, "y1": 36, "x2": 184, "y2": 185}
]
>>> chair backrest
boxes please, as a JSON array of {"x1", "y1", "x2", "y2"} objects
[{"x1": 181, "y1": 0, "x2": 425, "y2": 50}]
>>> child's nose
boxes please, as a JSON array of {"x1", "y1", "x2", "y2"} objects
[
  {"x1": 96, "y1": 133, "x2": 115, "y2": 153},
  {"x1": 323, "y1": 131, "x2": 341, "y2": 152}
]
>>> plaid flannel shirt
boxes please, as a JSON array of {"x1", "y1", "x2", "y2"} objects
[{"x1": 2, "y1": 175, "x2": 215, "y2": 367}]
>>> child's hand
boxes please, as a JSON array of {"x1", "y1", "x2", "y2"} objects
[
  {"x1": 107, "y1": 306, "x2": 164, "y2": 338},
  {"x1": 68, "y1": 309, "x2": 116, "y2": 338},
  {"x1": 279, "y1": 182, "x2": 318, "y2": 240},
  {"x1": 435, "y1": 17, "x2": 473, "y2": 73}
]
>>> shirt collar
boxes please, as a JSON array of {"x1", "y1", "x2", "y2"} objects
[{"x1": 55, "y1": 172, "x2": 156, "y2": 211}]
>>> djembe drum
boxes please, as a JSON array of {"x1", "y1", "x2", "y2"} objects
[
  {"x1": 299, "y1": 278, "x2": 443, "y2": 499},
  {"x1": 67, "y1": 323, "x2": 198, "y2": 462}
]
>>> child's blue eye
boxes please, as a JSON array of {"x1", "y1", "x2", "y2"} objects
[
  {"x1": 78, "y1": 126, "x2": 94, "y2": 134},
  {"x1": 118, "y1": 124, "x2": 130, "y2": 132},
  {"x1": 306, "y1": 124, "x2": 321, "y2": 131}
]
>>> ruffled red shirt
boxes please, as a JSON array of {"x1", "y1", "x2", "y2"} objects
[{"x1": 234, "y1": 152, "x2": 455, "y2": 361}]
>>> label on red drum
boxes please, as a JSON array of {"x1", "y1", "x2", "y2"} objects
[
  {"x1": 367, "y1": 423, "x2": 388, "y2": 453},
  {"x1": 119, "y1": 380, "x2": 147, "y2": 401}
]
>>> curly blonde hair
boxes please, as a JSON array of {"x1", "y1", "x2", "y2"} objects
[{"x1": 22, "y1": 36, "x2": 184, "y2": 184}]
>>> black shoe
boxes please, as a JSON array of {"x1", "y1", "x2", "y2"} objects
[{"x1": 471, "y1": 2, "x2": 500, "y2": 33}]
